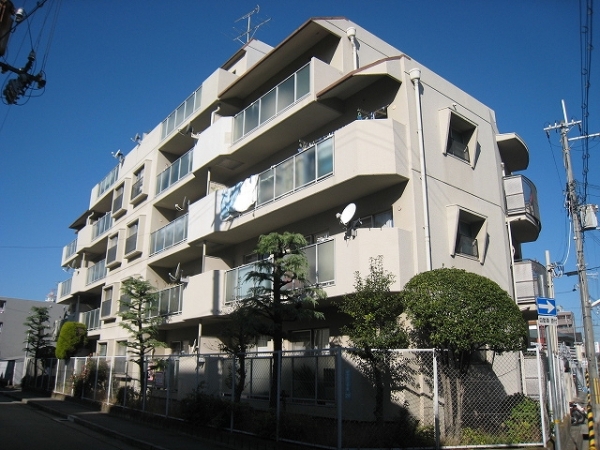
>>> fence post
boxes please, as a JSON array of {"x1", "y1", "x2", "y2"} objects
[
  {"x1": 142, "y1": 356, "x2": 147, "y2": 412},
  {"x1": 433, "y1": 350, "x2": 440, "y2": 450},
  {"x1": 336, "y1": 347, "x2": 343, "y2": 450},
  {"x1": 536, "y1": 345, "x2": 548, "y2": 447},
  {"x1": 93, "y1": 357, "x2": 99, "y2": 401},
  {"x1": 166, "y1": 357, "x2": 171, "y2": 418},
  {"x1": 275, "y1": 351, "x2": 281, "y2": 442},
  {"x1": 107, "y1": 356, "x2": 114, "y2": 404},
  {"x1": 231, "y1": 355, "x2": 236, "y2": 432}
]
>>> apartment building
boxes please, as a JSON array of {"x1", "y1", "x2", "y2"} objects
[{"x1": 56, "y1": 17, "x2": 542, "y2": 357}]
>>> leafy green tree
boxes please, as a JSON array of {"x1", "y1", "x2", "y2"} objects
[
  {"x1": 401, "y1": 268, "x2": 528, "y2": 439},
  {"x1": 55, "y1": 321, "x2": 88, "y2": 359},
  {"x1": 337, "y1": 256, "x2": 409, "y2": 425},
  {"x1": 118, "y1": 277, "x2": 168, "y2": 394},
  {"x1": 218, "y1": 303, "x2": 259, "y2": 403},
  {"x1": 243, "y1": 232, "x2": 325, "y2": 408},
  {"x1": 23, "y1": 306, "x2": 53, "y2": 384}
]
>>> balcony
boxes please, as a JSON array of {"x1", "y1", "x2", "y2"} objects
[
  {"x1": 93, "y1": 165, "x2": 119, "y2": 200},
  {"x1": 58, "y1": 278, "x2": 72, "y2": 299},
  {"x1": 86, "y1": 259, "x2": 106, "y2": 285},
  {"x1": 150, "y1": 214, "x2": 188, "y2": 256},
  {"x1": 92, "y1": 213, "x2": 112, "y2": 240},
  {"x1": 224, "y1": 238, "x2": 335, "y2": 305},
  {"x1": 147, "y1": 284, "x2": 183, "y2": 318},
  {"x1": 81, "y1": 308, "x2": 100, "y2": 331},
  {"x1": 514, "y1": 259, "x2": 548, "y2": 314},
  {"x1": 504, "y1": 175, "x2": 541, "y2": 242},
  {"x1": 62, "y1": 238, "x2": 77, "y2": 264},
  {"x1": 188, "y1": 118, "x2": 408, "y2": 247},
  {"x1": 156, "y1": 150, "x2": 193, "y2": 196}
]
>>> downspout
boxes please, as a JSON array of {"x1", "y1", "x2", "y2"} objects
[
  {"x1": 409, "y1": 68, "x2": 432, "y2": 271},
  {"x1": 346, "y1": 27, "x2": 359, "y2": 70}
]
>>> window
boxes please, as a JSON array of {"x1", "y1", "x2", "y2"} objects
[
  {"x1": 112, "y1": 183, "x2": 126, "y2": 217},
  {"x1": 125, "y1": 221, "x2": 139, "y2": 256},
  {"x1": 106, "y1": 233, "x2": 119, "y2": 266},
  {"x1": 0, "y1": 300, "x2": 4, "y2": 313},
  {"x1": 98, "y1": 343, "x2": 107, "y2": 357},
  {"x1": 101, "y1": 287, "x2": 113, "y2": 318},
  {"x1": 131, "y1": 164, "x2": 148, "y2": 205},
  {"x1": 289, "y1": 328, "x2": 330, "y2": 351},
  {"x1": 440, "y1": 108, "x2": 478, "y2": 166},
  {"x1": 0, "y1": 322, "x2": 3, "y2": 333},
  {"x1": 114, "y1": 341, "x2": 127, "y2": 373},
  {"x1": 447, "y1": 205, "x2": 487, "y2": 263},
  {"x1": 360, "y1": 210, "x2": 393, "y2": 228}
]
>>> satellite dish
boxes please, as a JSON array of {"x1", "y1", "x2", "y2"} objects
[
  {"x1": 338, "y1": 203, "x2": 356, "y2": 226},
  {"x1": 169, "y1": 263, "x2": 182, "y2": 283}
]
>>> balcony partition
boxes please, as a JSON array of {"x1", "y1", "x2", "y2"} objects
[
  {"x1": 150, "y1": 214, "x2": 188, "y2": 256},
  {"x1": 233, "y1": 63, "x2": 310, "y2": 141},
  {"x1": 156, "y1": 150, "x2": 193, "y2": 195}
]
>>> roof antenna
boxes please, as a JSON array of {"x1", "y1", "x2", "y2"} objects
[{"x1": 232, "y1": 5, "x2": 270, "y2": 46}]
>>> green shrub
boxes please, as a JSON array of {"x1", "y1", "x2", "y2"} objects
[
  {"x1": 502, "y1": 394, "x2": 541, "y2": 442},
  {"x1": 71, "y1": 359, "x2": 109, "y2": 397},
  {"x1": 56, "y1": 322, "x2": 88, "y2": 359}
]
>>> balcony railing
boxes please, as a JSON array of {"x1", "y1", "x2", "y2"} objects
[
  {"x1": 131, "y1": 177, "x2": 143, "y2": 199},
  {"x1": 82, "y1": 308, "x2": 100, "y2": 331},
  {"x1": 156, "y1": 150, "x2": 193, "y2": 195},
  {"x1": 58, "y1": 278, "x2": 72, "y2": 298},
  {"x1": 150, "y1": 214, "x2": 188, "y2": 256},
  {"x1": 87, "y1": 259, "x2": 106, "y2": 285},
  {"x1": 233, "y1": 63, "x2": 310, "y2": 141},
  {"x1": 257, "y1": 134, "x2": 333, "y2": 206},
  {"x1": 146, "y1": 284, "x2": 183, "y2": 318},
  {"x1": 92, "y1": 213, "x2": 112, "y2": 240},
  {"x1": 504, "y1": 175, "x2": 540, "y2": 219},
  {"x1": 161, "y1": 86, "x2": 202, "y2": 140},
  {"x1": 63, "y1": 238, "x2": 77, "y2": 260},
  {"x1": 112, "y1": 191, "x2": 124, "y2": 213},
  {"x1": 514, "y1": 259, "x2": 547, "y2": 304},
  {"x1": 225, "y1": 238, "x2": 334, "y2": 304},
  {"x1": 96, "y1": 165, "x2": 119, "y2": 199}
]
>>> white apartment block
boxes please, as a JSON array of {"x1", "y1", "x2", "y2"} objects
[{"x1": 56, "y1": 17, "x2": 543, "y2": 357}]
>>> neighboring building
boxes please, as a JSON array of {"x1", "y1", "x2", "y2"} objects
[
  {"x1": 0, "y1": 296, "x2": 66, "y2": 386},
  {"x1": 55, "y1": 17, "x2": 541, "y2": 359}
]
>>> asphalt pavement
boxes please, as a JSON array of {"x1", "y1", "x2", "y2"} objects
[{"x1": 0, "y1": 388, "x2": 306, "y2": 450}]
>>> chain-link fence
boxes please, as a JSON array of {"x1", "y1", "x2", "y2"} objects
[{"x1": 24, "y1": 347, "x2": 548, "y2": 449}]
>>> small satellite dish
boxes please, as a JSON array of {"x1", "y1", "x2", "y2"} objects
[
  {"x1": 338, "y1": 203, "x2": 356, "y2": 226},
  {"x1": 169, "y1": 263, "x2": 182, "y2": 283}
]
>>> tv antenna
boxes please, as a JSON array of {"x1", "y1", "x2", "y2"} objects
[{"x1": 232, "y1": 5, "x2": 270, "y2": 46}]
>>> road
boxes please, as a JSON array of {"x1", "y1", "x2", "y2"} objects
[{"x1": 0, "y1": 395, "x2": 139, "y2": 450}]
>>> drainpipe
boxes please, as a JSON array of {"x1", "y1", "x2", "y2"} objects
[
  {"x1": 409, "y1": 68, "x2": 432, "y2": 271},
  {"x1": 346, "y1": 27, "x2": 359, "y2": 70},
  {"x1": 211, "y1": 103, "x2": 221, "y2": 125}
]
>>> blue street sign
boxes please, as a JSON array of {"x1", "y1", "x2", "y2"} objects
[{"x1": 536, "y1": 297, "x2": 557, "y2": 316}]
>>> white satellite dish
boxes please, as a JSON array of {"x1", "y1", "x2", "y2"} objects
[
  {"x1": 338, "y1": 203, "x2": 356, "y2": 226},
  {"x1": 169, "y1": 263, "x2": 182, "y2": 283}
]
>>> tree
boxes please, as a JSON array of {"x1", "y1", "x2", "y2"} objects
[
  {"x1": 401, "y1": 268, "x2": 528, "y2": 439},
  {"x1": 218, "y1": 303, "x2": 260, "y2": 403},
  {"x1": 337, "y1": 256, "x2": 409, "y2": 425},
  {"x1": 55, "y1": 322, "x2": 88, "y2": 359},
  {"x1": 118, "y1": 277, "x2": 168, "y2": 395},
  {"x1": 23, "y1": 306, "x2": 53, "y2": 384},
  {"x1": 243, "y1": 232, "x2": 325, "y2": 408}
]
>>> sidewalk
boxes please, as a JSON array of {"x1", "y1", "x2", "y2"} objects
[{"x1": 0, "y1": 388, "x2": 307, "y2": 450}]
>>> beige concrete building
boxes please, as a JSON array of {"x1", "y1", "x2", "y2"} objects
[{"x1": 56, "y1": 17, "x2": 542, "y2": 357}]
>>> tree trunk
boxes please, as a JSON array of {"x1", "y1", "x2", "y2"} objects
[{"x1": 234, "y1": 353, "x2": 246, "y2": 403}]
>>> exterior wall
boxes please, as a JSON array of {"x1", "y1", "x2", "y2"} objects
[{"x1": 55, "y1": 17, "x2": 539, "y2": 361}]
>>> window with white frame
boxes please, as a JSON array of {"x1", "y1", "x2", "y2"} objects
[
  {"x1": 360, "y1": 210, "x2": 393, "y2": 228},
  {"x1": 440, "y1": 108, "x2": 478, "y2": 166},
  {"x1": 98, "y1": 343, "x2": 107, "y2": 356},
  {"x1": 101, "y1": 286, "x2": 113, "y2": 318},
  {"x1": 289, "y1": 328, "x2": 330, "y2": 350}
]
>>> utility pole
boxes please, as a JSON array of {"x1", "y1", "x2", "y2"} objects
[{"x1": 544, "y1": 100, "x2": 598, "y2": 425}]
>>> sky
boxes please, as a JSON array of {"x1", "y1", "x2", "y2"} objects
[{"x1": 0, "y1": 0, "x2": 599, "y2": 333}]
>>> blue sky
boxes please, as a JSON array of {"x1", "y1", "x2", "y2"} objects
[{"x1": 0, "y1": 1, "x2": 599, "y2": 333}]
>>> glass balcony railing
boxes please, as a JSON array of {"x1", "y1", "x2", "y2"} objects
[
  {"x1": 150, "y1": 214, "x2": 188, "y2": 256},
  {"x1": 257, "y1": 134, "x2": 333, "y2": 206},
  {"x1": 125, "y1": 232, "x2": 138, "y2": 255},
  {"x1": 161, "y1": 86, "x2": 202, "y2": 140},
  {"x1": 156, "y1": 150, "x2": 193, "y2": 195},
  {"x1": 82, "y1": 308, "x2": 100, "y2": 331},
  {"x1": 96, "y1": 165, "x2": 119, "y2": 199},
  {"x1": 225, "y1": 238, "x2": 334, "y2": 304},
  {"x1": 86, "y1": 259, "x2": 106, "y2": 285},
  {"x1": 146, "y1": 284, "x2": 183, "y2": 318},
  {"x1": 92, "y1": 213, "x2": 112, "y2": 240},
  {"x1": 131, "y1": 177, "x2": 143, "y2": 199},
  {"x1": 63, "y1": 238, "x2": 77, "y2": 260},
  {"x1": 58, "y1": 278, "x2": 72, "y2": 298},
  {"x1": 233, "y1": 63, "x2": 310, "y2": 141}
]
